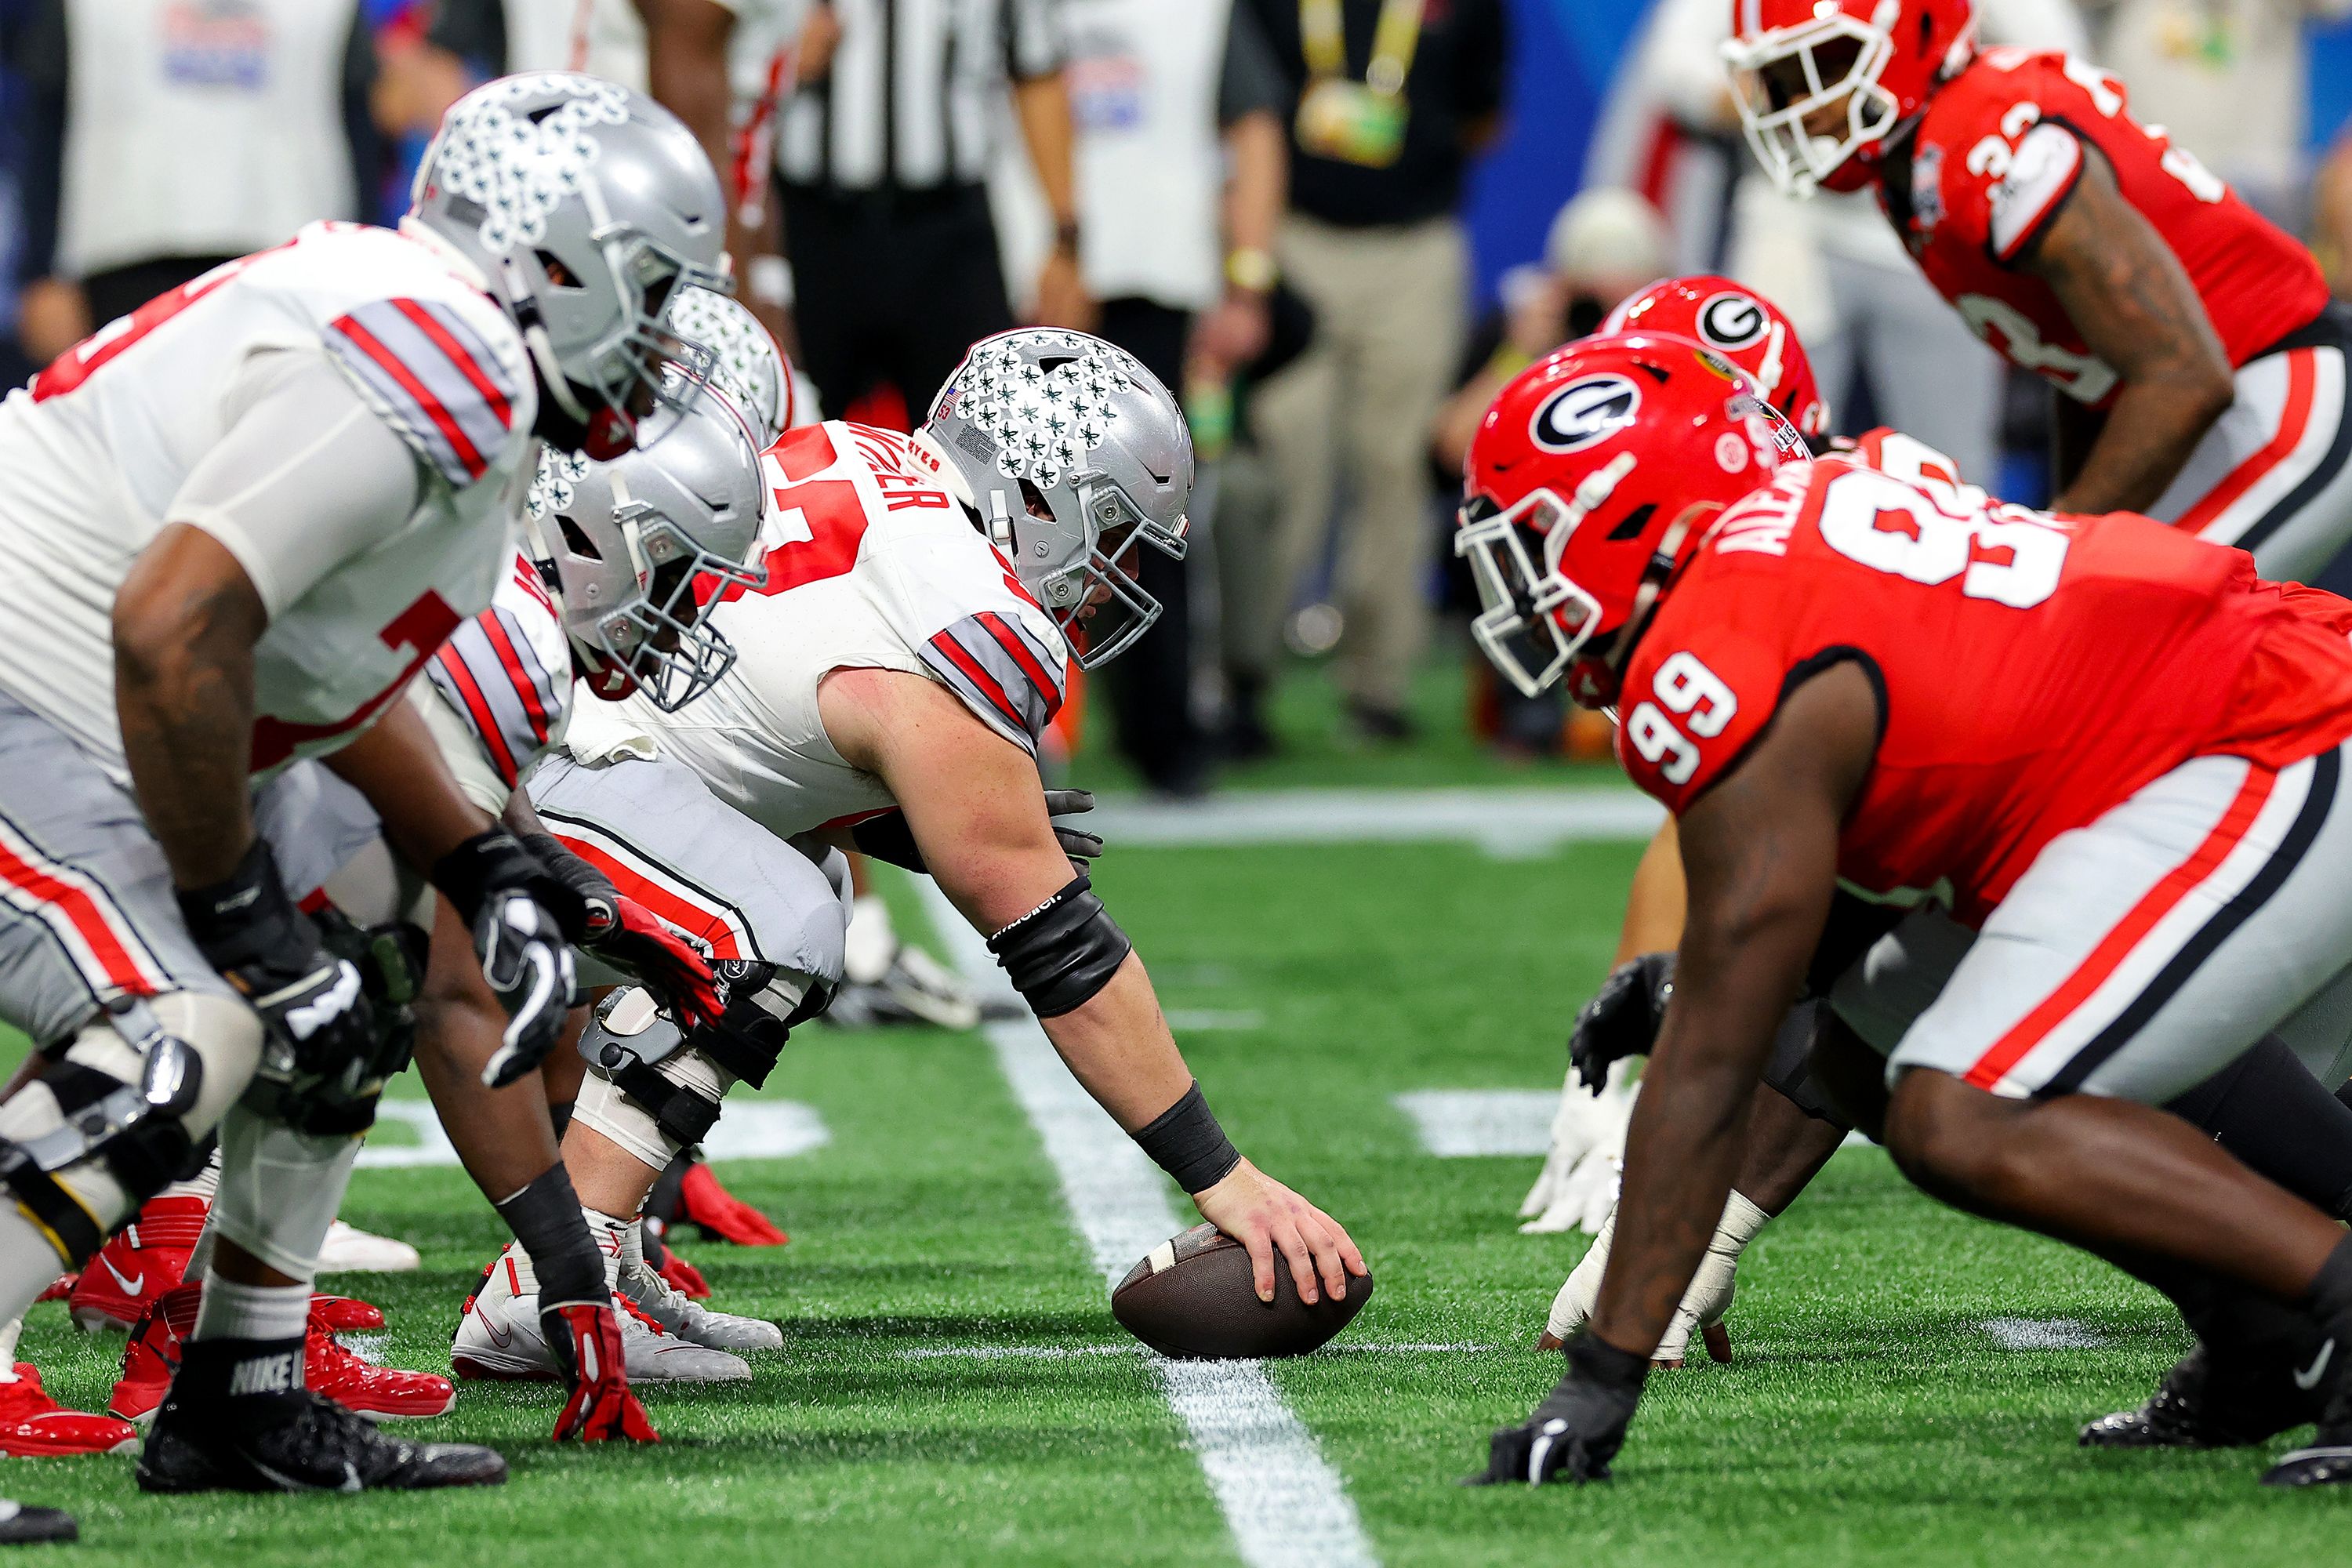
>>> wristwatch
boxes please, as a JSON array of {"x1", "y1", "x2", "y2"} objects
[
  {"x1": 1225, "y1": 245, "x2": 1277, "y2": 294},
  {"x1": 1052, "y1": 218, "x2": 1083, "y2": 259}
]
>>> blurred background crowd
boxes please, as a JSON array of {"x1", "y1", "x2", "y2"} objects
[{"x1": 3, "y1": 0, "x2": 2352, "y2": 794}]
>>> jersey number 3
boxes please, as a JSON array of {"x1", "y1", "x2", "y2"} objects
[{"x1": 1817, "y1": 469, "x2": 2068, "y2": 608}]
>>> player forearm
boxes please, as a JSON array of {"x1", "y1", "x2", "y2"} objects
[
  {"x1": 2053, "y1": 373, "x2": 2231, "y2": 516},
  {"x1": 1036, "y1": 955, "x2": 1196, "y2": 1131},
  {"x1": 1013, "y1": 74, "x2": 1081, "y2": 227},
  {"x1": 322, "y1": 697, "x2": 496, "y2": 871},
  {"x1": 1614, "y1": 821, "x2": 1687, "y2": 964},
  {"x1": 112, "y1": 524, "x2": 268, "y2": 888}
]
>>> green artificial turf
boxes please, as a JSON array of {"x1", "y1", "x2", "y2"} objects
[{"x1": 7, "y1": 833, "x2": 2350, "y2": 1565}]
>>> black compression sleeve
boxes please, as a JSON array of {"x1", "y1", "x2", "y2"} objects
[
  {"x1": 2166, "y1": 1036, "x2": 2352, "y2": 1219},
  {"x1": 495, "y1": 1163, "x2": 605, "y2": 1311}
]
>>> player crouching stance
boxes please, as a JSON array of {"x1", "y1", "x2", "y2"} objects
[
  {"x1": 0, "y1": 71, "x2": 728, "y2": 1528},
  {"x1": 459, "y1": 330, "x2": 1366, "y2": 1359},
  {"x1": 1457, "y1": 332, "x2": 2352, "y2": 1490}
]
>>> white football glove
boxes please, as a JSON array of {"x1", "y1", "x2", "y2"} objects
[
  {"x1": 1519, "y1": 1069, "x2": 1635, "y2": 1235},
  {"x1": 1542, "y1": 1189, "x2": 1769, "y2": 1365}
]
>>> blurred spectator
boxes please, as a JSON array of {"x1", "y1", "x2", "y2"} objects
[
  {"x1": 2320, "y1": 130, "x2": 2352, "y2": 298},
  {"x1": 773, "y1": 0, "x2": 1091, "y2": 423},
  {"x1": 1056, "y1": 0, "x2": 1289, "y2": 796},
  {"x1": 2082, "y1": 0, "x2": 2352, "y2": 227},
  {"x1": 8, "y1": 0, "x2": 382, "y2": 366},
  {"x1": 1430, "y1": 187, "x2": 1667, "y2": 477},
  {"x1": 0, "y1": 0, "x2": 32, "y2": 389},
  {"x1": 1243, "y1": 0, "x2": 1507, "y2": 744}
]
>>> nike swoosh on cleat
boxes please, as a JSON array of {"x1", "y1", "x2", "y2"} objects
[
  {"x1": 1526, "y1": 1417, "x2": 1566, "y2": 1484},
  {"x1": 100, "y1": 1256, "x2": 143, "y2": 1296},
  {"x1": 480, "y1": 1313, "x2": 513, "y2": 1351},
  {"x1": 2296, "y1": 1339, "x2": 2336, "y2": 1391}
]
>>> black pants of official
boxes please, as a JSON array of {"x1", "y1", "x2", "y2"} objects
[
  {"x1": 1094, "y1": 296, "x2": 1211, "y2": 795},
  {"x1": 781, "y1": 183, "x2": 1014, "y2": 420}
]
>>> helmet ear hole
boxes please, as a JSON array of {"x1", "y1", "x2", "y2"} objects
[
  {"x1": 557, "y1": 516, "x2": 603, "y2": 561},
  {"x1": 536, "y1": 251, "x2": 583, "y2": 289},
  {"x1": 1017, "y1": 478, "x2": 1052, "y2": 521}
]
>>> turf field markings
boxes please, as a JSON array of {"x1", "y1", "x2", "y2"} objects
[
  {"x1": 356, "y1": 1098, "x2": 830, "y2": 1169},
  {"x1": 919, "y1": 880, "x2": 1379, "y2": 1568},
  {"x1": 1392, "y1": 1090, "x2": 1559, "y2": 1158},
  {"x1": 1983, "y1": 1316, "x2": 2109, "y2": 1350},
  {"x1": 1091, "y1": 787, "x2": 1661, "y2": 859}
]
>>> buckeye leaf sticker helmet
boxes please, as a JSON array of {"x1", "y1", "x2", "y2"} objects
[
  {"x1": 1458, "y1": 332, "x2": 1807, "y2": 705},
  {"x1": 664, "y1": 287, "x2": 793, "y2": 448},
  {"x1": 923, "y1": 329, "x2": 1193, "y2": 670}
]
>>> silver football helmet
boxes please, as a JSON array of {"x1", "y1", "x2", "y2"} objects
[
  {"x1": 664, "y1": 288, "x2": 791, "y2": 447},
  {"x1": 923, "y1": 329, "x2": 1192, "y2": 669},
  {"x1": 527, "y1": 397, "x2": 768, "y2": 711},
  {"x1": 406, "y1": 72, "x2": 728, "y2": 458}
]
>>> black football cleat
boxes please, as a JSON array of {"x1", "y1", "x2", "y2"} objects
[
  {"x1": 2081, "y1": 1342, "x2": 2314, "y2": 1450},
  {"x1": 136, "y1": 1388, "x2": 506, "y2": 1495},
  {"x1": 0, "y1": 1501, "x2": 75, "y2": 1544},
  {"x1": 2265, "y1": 1331, "x2": 2352, "y2": 1487}
]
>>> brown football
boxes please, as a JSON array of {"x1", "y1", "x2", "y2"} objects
[{"x1": 1110, "y1": 1223, "x2": 1372, "y2": 1359}]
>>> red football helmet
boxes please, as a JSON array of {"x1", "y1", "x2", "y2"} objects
[
  {"x1": 1602, "y1": 275, "x2": 1830, "y2": 438},
  {"x1": 1725, "y1": 0, "x2": 1977, "y2": 195},
  {"x1": 1457, "y1": 334, "x2": 1806, "y2": 706}
]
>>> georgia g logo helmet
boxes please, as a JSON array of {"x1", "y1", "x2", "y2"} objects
[{"x1": 1530, "y1": 374, "x2": 1642, "y2": 454}]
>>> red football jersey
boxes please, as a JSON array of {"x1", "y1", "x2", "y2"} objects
[
  {"x1": 1615, "y1": 459, "x2": 2352, "y2": 924},
  {"x1": 1886, "y1": 49, "x2": 2328, "y2": 409}
]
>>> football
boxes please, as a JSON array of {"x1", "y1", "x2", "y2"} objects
[{"x1": 1111, "y1": 1223, "x2": 1373, "y2": 1359}]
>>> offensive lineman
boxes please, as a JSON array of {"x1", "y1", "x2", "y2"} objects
[
  {"x1": 456, "y1": 330, "x2": 1367, "y2": 1366},
  {"x1": 0, "y1": 72, "x2": 728, "y2": 1535},
  {"x1": 1460, "y1": 333, "x2": 2352, "y2": 1489},
  {"x1": 1726, "y1": 0, "x2": 2352, "y2": 582}
]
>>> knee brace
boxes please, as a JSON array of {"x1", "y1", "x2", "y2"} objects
[
  {"x1": 571, "y1": 971, "x2": 811, "y2": 1171},
  {"x1": 0, "y1": 992, "x2": 258, "y2": 1266}
]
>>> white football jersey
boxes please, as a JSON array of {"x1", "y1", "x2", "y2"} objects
[
  {"x1": 0, "y1": 220, "x2": 537, "y2": 782},
  {"x1": 589, "y1": 420, "x2": 1071, "y2": 840},
  {"x1": 417, "y1": 550, "x2": 579, "y2": 811}
]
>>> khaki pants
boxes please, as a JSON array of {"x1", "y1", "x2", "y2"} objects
[{"x1": 1250, "y1": 215, "x2": 1466, "y2": 711}]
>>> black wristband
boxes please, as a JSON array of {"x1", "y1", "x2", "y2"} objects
[
  {"x1": 1134, "y1": 1080, "x2": 1242, "y2": 1194},
  {"x1": 495, "y1": 1162, "x2": 605, "y2": 1312},
  {"x1": 1566, "y1": 1329, "x2": 1652, "y2": 1393},
  {"x1": 174, "y1": 838, "x2": 308, "y2": 971}
]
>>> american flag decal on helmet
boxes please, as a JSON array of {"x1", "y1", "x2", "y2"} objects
[
  {"x1": 920, "y1": 612, "x2": 1069, "y2": 754},
  {"x1": 325, "y1": 299, "x2": 524, "y2": 488}
]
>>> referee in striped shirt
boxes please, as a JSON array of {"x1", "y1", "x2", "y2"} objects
[{"x1": 777, "y1": 0, "x2": 1092, "y2": 419}]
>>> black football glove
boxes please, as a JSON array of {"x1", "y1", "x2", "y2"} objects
[
  {"x1": 1468, "y1": 1332, "x2": 1649, "y2": 1486},
  {"x1": 1043, "y1": 789, "x2": 1102, "y2": 870},
  {"x1": 521, "y1": 833, "x2": 723, "y2": 1029},
  {"x1": 177, "y1": 839, "x2": 376, "y2": 1083},
  {"x1": 431, "y1": 831, "x2": 582, "y2": 1087},
  {"x1": 1569, "y1": 953, "x2": 1676, "y2": 1094}
]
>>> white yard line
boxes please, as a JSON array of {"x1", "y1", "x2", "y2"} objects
[
  {"x1": 919, "y1": 881, "x2": 1377, "y2": 1568},
  {"x1": 1090, "y1": 787, "x2": 1661, "y2": 860},
  {"x1": 1983, "y1": 1316, "x2": 2109, "y2": 1351}
]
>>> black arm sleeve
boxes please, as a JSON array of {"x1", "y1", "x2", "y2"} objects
[{"x1": 9, "y1": 0, "x2": 67, "y2": 285}]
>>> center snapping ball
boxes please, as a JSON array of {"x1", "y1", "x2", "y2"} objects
[{"x1": 1111, "y1": 1224, "x2": 1371, "y2": 1359}]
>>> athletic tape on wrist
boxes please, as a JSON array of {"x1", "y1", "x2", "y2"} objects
[{"x1": 1132, "y1": 1080, "x2": 1241, "y2": 1194}]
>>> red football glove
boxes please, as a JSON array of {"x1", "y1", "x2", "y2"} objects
[
  {"x1": 545, "y1": 1301, "x2": 659, "y2": 1443},
  {"x1": 677, "y1": 1160, "x2": 788, "y2": 1247},
  {"x1": 588, "y1": 896, "x2": 724, "y2": 1031}
]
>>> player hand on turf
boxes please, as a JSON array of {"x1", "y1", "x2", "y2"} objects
[
  {"x1": 1539, "y1": 1202, "x2": 1733, "y2": 1368},
  {"x1": 1191, "y1": 1159, "x2": 1367, "y2": 1307},
  {"x1": 1568, "y1": 953, "x2": 1675, "y2": 1091},
  {"x1": 1044, "y1": 789, "x2": 1103, "y2": 869},
  {"x1": 545, "y1": 1301, "x2": 659, "y2": 1443},
  {"x1": 1468, "y1": 1333, "x2": 1647, "y2": 1486}
]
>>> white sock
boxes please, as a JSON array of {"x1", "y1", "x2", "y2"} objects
[
  {"x1": 0, "y1": 1315, "x2": 21, "y2": 1379},
  {"x1": 191, "y1": 1276, "x2": 310, "y2": 1344},
  {"x1": 0, "y1": 1208, "x2": 72, "y2": 1330},
  {"x1": 159, "y1": 1145, "x2": 223, "y2": 1203},
  {"x1": 844, "y1": 893, "x2": 898, "y2": 985},
  {"x1": 499, "y1": 1239, "x2": 539, "y2": 1296},
  {"x1": 585, "y1": 1207, "x2": 634, "y2": 1288}
]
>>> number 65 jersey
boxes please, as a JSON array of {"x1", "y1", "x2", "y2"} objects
[{"x1": 1614, "y1": 458, "x2": 2352, "y2": 926}]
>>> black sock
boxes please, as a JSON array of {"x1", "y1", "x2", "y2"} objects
[
  {"x1": 548, "y1": 1098, "x2": 575, "y2": 1140},
  {"x1": 495, "y1": 1163, "x2": 604, "y2": 1311},
  {"x1": 168, "y1": 1335, "x2": 307, "y2": 1429},
  {"x1": 2167, "y1": 1036, "x2": 2352, "y2": 1218},
  {"x1": 2307, "y1": 1233, "x2": 2352, "y2": 1328}
]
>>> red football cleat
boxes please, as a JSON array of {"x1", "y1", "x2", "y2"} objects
[
  {"x1": 34, "y1": 1274, "x2": 76, "y2": 1303},
  {"x1": 111, "y1": 1283, "x2": 453, "y2": 1424},
  {"x1": 676, "y1": 1161, "x2": 787, "y2": 1247},
  {"x1": 68, "y1": 1194, "x2": 207, "y2": 1333},
  {"x1": 310, "y1": 1294, "x2": 386, "y2": 1333},
  {"x1": 0, "y1": 1364, "x2": 137, "y2": 1456}
]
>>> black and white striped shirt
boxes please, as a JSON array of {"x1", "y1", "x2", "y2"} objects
[{"x1": 777, "y1": 0, "x2": 1064, "y2": 194}]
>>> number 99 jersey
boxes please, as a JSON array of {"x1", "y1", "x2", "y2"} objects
[{"x1": 1614, "y1": 457, "x2": 2352, "y2": 925}]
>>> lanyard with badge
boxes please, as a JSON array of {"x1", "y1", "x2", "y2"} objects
[{"x1": 1294, "y1": 0, "x2": 1423, "y2": 168}]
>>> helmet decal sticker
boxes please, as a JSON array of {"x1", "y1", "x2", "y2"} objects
[
  {"x1": 663, "y1": 289, "x2": 782, "y2": 437},
  {"x1": 433, "y1": 75, "x2": 632, "y2": 255},
  {"x1": 1696, "y1": 292, "x2": 1769, "y2": 352},
  {"x1": 528, "y1": 448, "x2": 593, "y2": 520},
  {"x1": 1531, "y1": 375, "x2": 1641, "y2": 453},
  {"x1": 950, "y1": 335, "x2": 1133, "y2": 488}
]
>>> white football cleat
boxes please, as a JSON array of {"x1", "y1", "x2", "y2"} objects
[
  {"x1": 452, "y1": 1284, "x2": 750, "y2": 1385},
  {"x1": 617, "y1": 1260, "x2": 783, "y2": 1353},
  {"x1": 317, "y1": 1220, "x2": 422, "y2": 1273}
]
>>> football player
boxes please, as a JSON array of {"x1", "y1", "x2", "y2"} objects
[
  {"x1": 456, "y1": 329, "x2": 1367, "y2": 1369},
  {"x1": 0, "y1": 71, "x2": 724, "y2": 1523},
  {"x1": 1461, "y1": 333, "x2": 2352, "y2": 1489},
  {"x1": 1726, "y1": 0, "x2": 2352, "y2": 583}
]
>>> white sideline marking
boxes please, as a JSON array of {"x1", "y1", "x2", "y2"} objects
[
  {"x1": 899, "y1": 1341, "x2": 1491, "y2": 1363},
  {"x1": 920, "y1": 881, "x2": 1377, "y2": 1568},
  {"x1": 355, "y1": 1098, "x2": 830, "y2": 1169},
  {"x1": 1392, "y1": 1090, "x2": 1559, "y2": 1158},
  {"x1": 1091, "y1": 787, "x2": 1661, "y2": 860},
  {"x1": 1984, "y1": 1316, "x2": 2108, "y2": 1351}
]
